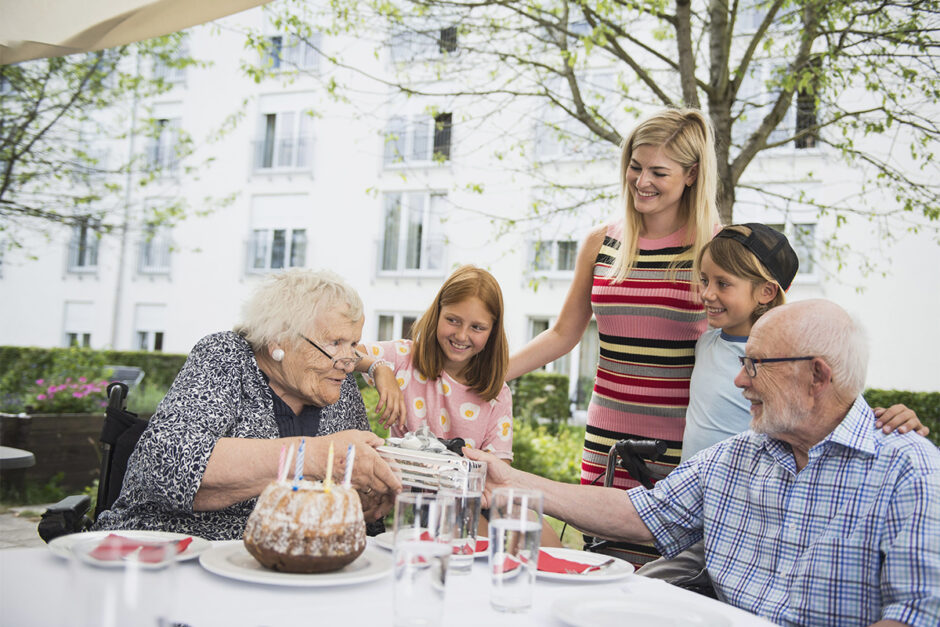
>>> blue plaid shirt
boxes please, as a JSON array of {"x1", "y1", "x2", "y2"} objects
[{"x1": 630, "y1": 396, "x2": 940, "y2": 626}]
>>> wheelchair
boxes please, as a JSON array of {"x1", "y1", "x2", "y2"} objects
[{"x1": 38, "y1": 382, "x2": 149, "y2": 543}]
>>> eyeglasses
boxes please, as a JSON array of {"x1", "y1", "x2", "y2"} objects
[
  {"x1": 738, "y1": 355, "x2": 814, "y2": 378},
  {"x1": 300, "y1": 334, "x2": 364, "y2": 371}
]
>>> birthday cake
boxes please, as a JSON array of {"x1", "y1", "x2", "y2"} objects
[{"x1": 243, "y1": 480, "x2": 366, "y2": 573}]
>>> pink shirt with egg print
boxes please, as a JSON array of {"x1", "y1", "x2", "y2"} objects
[{"x1": 364, "y1": 339, "x2": 514, "y2": 460}]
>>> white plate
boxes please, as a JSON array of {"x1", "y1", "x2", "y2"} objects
[
  {"x1": 199, "y1": 541, "x2": 393, "y2": 587},
  {"x1": 536, "y1": 547, "x2": 635, "y2": 582},
  {"x1": 553, "y1": 594, "x2": 733, "y2": 627},
  {"x1": 47, "y1": 530, "x2": 211, "y2": 565},
  {"x1": 371, "y1": 531, "x2": 490, "y2": 559}
]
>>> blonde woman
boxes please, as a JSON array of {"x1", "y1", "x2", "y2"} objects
[{"x1": 507, "y1": 108, "x2": 721, "y2": 566}]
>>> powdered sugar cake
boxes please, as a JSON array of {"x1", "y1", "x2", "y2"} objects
[{"x1": 243, "y1": 480, "x2": 366, "y2": 573}]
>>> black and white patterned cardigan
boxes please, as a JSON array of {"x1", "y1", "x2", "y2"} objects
[{"x1": 93, "y1": 331, "x2": 372, "y2": 540}]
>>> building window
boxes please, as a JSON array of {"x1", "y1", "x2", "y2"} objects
[
  {"x1": 769, "y1": 222, "x2": 816, "y2": 277},
  {"x1": 249, "y1": 228, "x2": 307, "y2": 272},
  {"x1": 529, "y1": 318, "x2": 570, "y2": 375},
  {"x1": 152, "y1": 37, "x2": 188, "y2": 85},
  {"x1": 64, "y1": 301, "x2": 94, "y2": 347},
  {"x1": 380, "y1": 191, "x2": 445, "y2": 274},
  {"x1": 533, "y1": 72, "x2": 616, "y2": 162},
  {"x1": 262, "y1": 33, "x2": 319, "y2": 71},
  {"x1": 134, "y1": 304, "x2": 166, "y2": 352},
  {"x1": 377, "y1": 313, "x2": 419, "y2": 341},
  {"x1": 384, "y1": 112, "x2": 452, "y2": 166},
  {"x1": 67, "y1": 222, "x2": 99, "y2": 272},
  {"x1": 389, "y1": 26, "x2": 458, "y2": 62},
  {"x1": 736, "y1": 62, "x2": 820, "y2": 151},
  {"x1": 138, "y1": 224, "x2": 171, "y2": 274},
  {"x1": 65, "y1": 332, "x2": 92, "y2": 348},
  {"x1": 532, "y1": 240, "x2": 577, "y2": 272},
  {"x1": 253, "y1": 111, "x2": 314, "y2": 171},
  {"x1": 146, "y1": 118, "x2": 180, "y2": 174},
  {"x1": 136, "y1": 331, "x2": 164, "y2": 351}
]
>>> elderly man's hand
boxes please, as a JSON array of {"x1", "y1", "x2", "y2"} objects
[
  {"x1": 462, "y1": 447, "x2": 513, "y2": 509},
  {"x1": 874, "y1": 404, "x2": 929, "y2": 436},
  {"x1": 313, "y1": 430, "x2": 401, "y2": 521}
]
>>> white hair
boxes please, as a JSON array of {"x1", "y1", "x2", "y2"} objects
[
  {"x1": 784, "y1": 300, "x2": 869, "y2": 397},
  {"x1": 235, "y1": 269, "x2": 363, "y2": 350}
]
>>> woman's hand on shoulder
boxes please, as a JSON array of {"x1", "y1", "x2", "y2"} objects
[
  {"x1": 373, "y1": 365, "x2": 407, "y2": 429},
  {"x1": 873, "y1": 404, "x2": 929, "y2": 436}
]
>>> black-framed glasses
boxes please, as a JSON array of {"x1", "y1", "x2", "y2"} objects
[
  {"x1": 300, "y1": 334, "x2": 364, "y2": 371},
  {"x1": 738, "y1": 355, "x2": 814, "y2": 377}
]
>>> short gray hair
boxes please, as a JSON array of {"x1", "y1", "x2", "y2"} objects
[
  {"x1": 774, "y1": 299, "x2": 869, "y2": 397},
  {"x1": 235, "y1": 269, "x2": 363, "y2": 351}
]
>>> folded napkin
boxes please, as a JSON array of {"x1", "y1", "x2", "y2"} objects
[
  {"x1": 496, "y1": 550, "x2": 602, "y2": 574},
  {"x1": 88, "y1": 534, "x2": 192, "y2": 563},
  {"x1": 535, "y1": 550, "x2": 599, "y2": 574},
  {"x1": 417, "y1": 532, "x2": 489, "y2": 555}
]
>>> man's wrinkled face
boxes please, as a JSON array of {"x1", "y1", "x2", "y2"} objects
[{"x1": 735, "y1": 326, "x2": 811, "y2": 437}]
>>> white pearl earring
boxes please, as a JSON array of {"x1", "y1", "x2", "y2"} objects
[{"x1": 271, "y1": 348, "x2": 285, "y2": 362}]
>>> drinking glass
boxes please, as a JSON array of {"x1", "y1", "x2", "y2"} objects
[
  {"x1": 393, "y1": 492, "x2": 456, "y2": 627},
  {"x1": 488, "y1": 487, "x2": 543, "y2": 613},
  {"x1": 70, "y1": 536, "x2": 178, "y2": 627},
  {"x1": 437, "y1": 464, "x2": 486, "y2": 574}
]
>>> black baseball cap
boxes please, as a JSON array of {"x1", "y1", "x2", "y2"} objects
[{"x1": 714, "y1": 223, "x2": 800, "y2": 291}]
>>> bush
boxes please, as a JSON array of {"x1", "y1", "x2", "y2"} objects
[
  {"x1": 0, "y1": 345, "x2": 187, "y2": 413},
  {"x1": 509, "y1": 371, "x2": 571, "y2": 428},
  {"x1": 864, "y1": 389, "x2": 939, "y2": 447},
  {"x1": 512, "y1": 421, "x2": 584, "y2": 484}
]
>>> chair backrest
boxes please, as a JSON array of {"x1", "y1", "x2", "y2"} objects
[
  {"x1": 96, "y1": 382, "x2": 149, "y2": 519},
  {"x1": 104, "y1": 365, "x2": 145, "y2": 390}
]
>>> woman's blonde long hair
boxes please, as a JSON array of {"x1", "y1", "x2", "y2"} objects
[
  {"x1": 609, "y1": 108, "x2": 721, "y2": 282},
  {"x1": 410, "y1": 265, "x2": 509, "y2": 401}
]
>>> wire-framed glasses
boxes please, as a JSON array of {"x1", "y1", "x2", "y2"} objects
[
  {"x1": 738, "y1": 355, "x2": 814, "y2": 377},
  {"x1": 300, "y1": 334, "x2": 364, "y2": 371}
]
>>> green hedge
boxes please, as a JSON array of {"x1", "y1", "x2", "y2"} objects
[
  {"x1": 508, "y1": 371, "x2": 571, "y2": 427},
  {"x1": 0, "y1": 345, "x2": 187, "y2": 413},
  {"x1": 864, "y1": 389, "x2": 939, "y2": 446}
]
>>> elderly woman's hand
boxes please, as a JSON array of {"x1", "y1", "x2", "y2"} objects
[
  {"x1": 310, "y1": 430, "x2": 402, "y2": 521},
  {"x1": 372, "y1": 365, "x2": 407, "y2": 430}
]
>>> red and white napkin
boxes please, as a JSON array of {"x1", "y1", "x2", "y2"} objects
[
  {"x1": 88, "y1": 534, "x2": 192, "y2": 563},
  {"x1": 496, "y1": 550, "x2": 605, "y2": 574}
]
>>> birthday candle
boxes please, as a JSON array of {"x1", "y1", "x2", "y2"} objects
[
  {"x1": 294, "y1": 437, "x2": 305, "y2": 486},
  {"x1": 343, "y1": 444, "x2": 355, "y2": 488},
  {"x1": 324, "y1": 442, "x2": 334, "y2": 492},
  {"x1": 276, "y1": 444, "x2": 287, "y2": 482},
  {"x1": 279, "y1": 444, "x2": 295, "y2": 483}
]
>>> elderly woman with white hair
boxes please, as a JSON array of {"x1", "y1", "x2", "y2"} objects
[{"x1": 94, "y1": 269, "x2": 403, "y2": 540}]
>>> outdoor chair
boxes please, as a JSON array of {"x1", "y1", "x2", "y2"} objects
[{"x1": 37, "y1": 382, "x2": 149, "y2": 543}]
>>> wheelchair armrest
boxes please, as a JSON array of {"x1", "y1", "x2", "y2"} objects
[{"x1": 37, "y1": 494, "x2": 92, "y2": 543}]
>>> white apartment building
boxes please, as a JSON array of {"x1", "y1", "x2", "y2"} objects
[{"x1": 1, "y1": 6, "x2": 937, "y2": 402}]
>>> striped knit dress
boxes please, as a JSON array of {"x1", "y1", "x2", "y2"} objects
[{"x1": 583, "y1": 222, "x2": 707, "y2": 565}]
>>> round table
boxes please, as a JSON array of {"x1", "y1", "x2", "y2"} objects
[{"x1": 0, "y1": 446, "x2": 36, "y2": 470}]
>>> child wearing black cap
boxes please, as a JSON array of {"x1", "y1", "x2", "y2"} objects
[{"x1": 637, "y1": 223, "x2": 927, "y2": 587}]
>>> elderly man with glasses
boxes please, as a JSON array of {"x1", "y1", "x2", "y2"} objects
[
  {"x1": 95, "y1": 269, "x2": 405, "y2": 540},
  {"x1": 466, "y1": 299, "x2": 940, "y2": 626}
]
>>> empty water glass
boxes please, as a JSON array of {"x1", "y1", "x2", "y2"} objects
[
  {"x1": 488, "y1": 487, "x2": 543, "y2": 613},
  {"x1": 393, "y1": 492, "x2": 456, "y2": 627}
]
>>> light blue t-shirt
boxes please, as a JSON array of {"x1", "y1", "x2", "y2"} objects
[{"x1": 680, "y1": 328, "x2": 749, "y2": 462}]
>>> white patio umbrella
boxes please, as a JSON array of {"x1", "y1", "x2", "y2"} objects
[{"x1": 0, "y1": 0, "x2": 272, "y2": 65}]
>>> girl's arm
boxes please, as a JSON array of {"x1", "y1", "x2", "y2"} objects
[
  {"x1": 356, "y1": 347, "x2": 406, "y2": 428},
  {"x1": 507, "y1": 224, "x2": 607, "y2": 380}
]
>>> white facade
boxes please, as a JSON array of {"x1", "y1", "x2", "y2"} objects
[{"x1": 1, "y1": 8, "x2": 938, "y2": 395}]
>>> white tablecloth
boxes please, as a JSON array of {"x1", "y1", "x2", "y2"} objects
[{"x1": 0, "y1": 540, "x2": 774, "y2": 626}]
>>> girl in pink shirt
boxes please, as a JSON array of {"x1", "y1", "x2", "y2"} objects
[{"x1": 364, "y1": 265, "x2": 514, "y2": 460}]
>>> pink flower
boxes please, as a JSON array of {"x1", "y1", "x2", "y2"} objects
[
  {"x1": 73, "y1": 392, "x2": 82, "y2": 398},
  {"x1": 37, "y1": 394, "x2": 47, "y2": 400},
  {"x1": 78, "y1": 376, "x2": 87, "y2": 383},
  {"x1": 36, "y1": 379, "x2": 45, "y2": 385}
]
